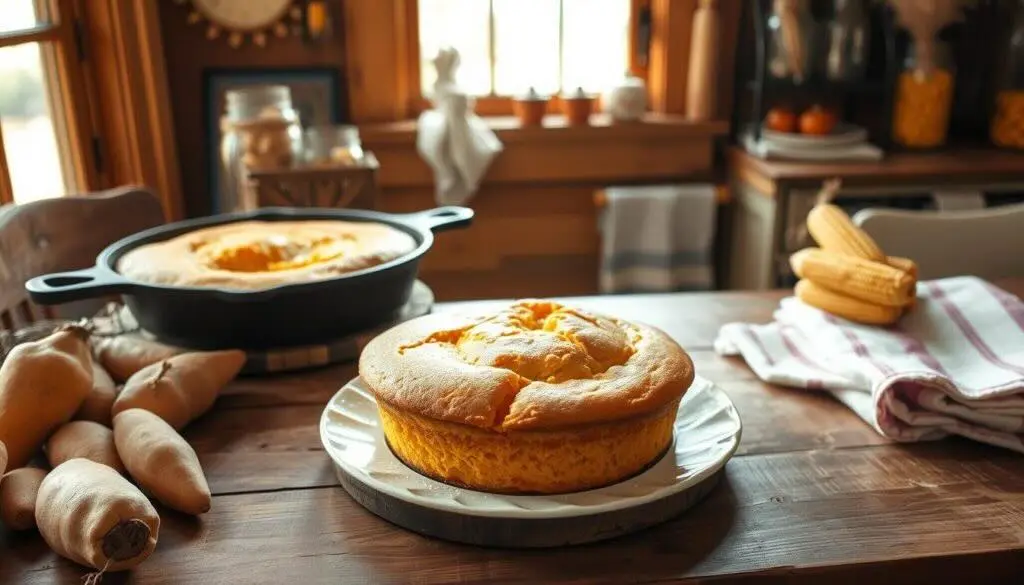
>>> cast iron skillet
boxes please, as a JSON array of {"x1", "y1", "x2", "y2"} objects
[{"x1": 25, "y1": 206, "x2": 473, "y2": 350}]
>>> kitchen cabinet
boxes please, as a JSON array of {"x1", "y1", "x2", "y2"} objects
[{"x1": 725, "y1": 146, "x2": 1024, "y2": 290}]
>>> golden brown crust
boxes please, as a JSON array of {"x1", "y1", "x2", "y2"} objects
[
  {"x1": 117, "y1": 220, "x2": 416, "y2": 290},
  {"x1": 359, "y1": 300, "x2": 694, "y2": 431},
  {"x1": 377, "y1": 397, "x2": 679, "y2": 494}
]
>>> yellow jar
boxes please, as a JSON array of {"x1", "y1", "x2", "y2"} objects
[
  {"x1": 991, "y1": 91, "x2": 1024, "y2": 149},
  {"x1": 991, "y1": 1, "x2": 1024, "y2": 149},
  {"x1": 891, "y1": 41, "x2": 955, "y2": 149}
]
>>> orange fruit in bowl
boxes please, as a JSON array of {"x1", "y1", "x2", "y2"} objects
[
  {"x1": 799, "y1": 105, "x2": 838, "y2": 136},
  {"x1": 765, "y1": 107, "x2": 798, "y2": 133}
]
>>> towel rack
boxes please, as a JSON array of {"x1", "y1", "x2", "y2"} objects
[{"x1": 593, "y1": 185, "x2": 731, "y2": 209}]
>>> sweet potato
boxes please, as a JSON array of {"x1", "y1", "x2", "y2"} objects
[
  {"x1": 0, "y1": 440, "x2": 6, "y2": 477},
  {"x1": 46, "y1": 421, "x2": 125, "y2": 474},
  {"x1": 36, "y1": 458, "x2": 159, "y2": 574},
  {"x1": 112, "y1": 350, "x2": 245, "y2": 429},
  {"x1": 0, "y1": 466, "x2": 47, "y2": 530},
  {"x1": 0, "y1": 324, "x2": 93, "y2": 468},
  {"x1": 113, "y1": 408, "x2": 211, "y2": 515},
  {"x1": 93, "y1": 335, "x2": 181, "y2": 383},
  {"x1": 74, "y1": 362, "x2": 119, "y2": 426}
]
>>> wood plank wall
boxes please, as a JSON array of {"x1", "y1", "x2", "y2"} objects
[
  {"x1": 379, "y1": 186, "x2": 601, "y2": 300},
  {"x1": 363, "y1": 118, "x2": 725, "y2": 301}
]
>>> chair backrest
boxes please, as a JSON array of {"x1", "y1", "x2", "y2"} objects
[
  {"x1": 0, "y1": 187, "x2": 165, "y2": 331},
  {"x1": 852, "y1": 203, "x2": 1024, "y2": 281}
]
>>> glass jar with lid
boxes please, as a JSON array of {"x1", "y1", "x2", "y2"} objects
[
  {"x1": 991, "y1": 0, "x2": 1024, "y2": 149},
  {"x1": 302, "y1": 125, "x2": 366, "y2": 166},
  {"x1": 219, "y1": 85, "x2": 303, "y2": 213},
  {"x1": 891, "y1": 39, "x2": 956, "y2": 148}
]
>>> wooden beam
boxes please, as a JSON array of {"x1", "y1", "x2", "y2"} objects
[
  {"x1": 646, "y1": 0, "x2": 696, "y2": 114},
  {"x1": 49, "y1": 0, "x2": 101, "y2": 192},
  {"x1": 343, "y1": 0, "x2": 410, "y2": 122},
  {"x1": 79, "y1": 0, "x2": 182, "y2": 220}
]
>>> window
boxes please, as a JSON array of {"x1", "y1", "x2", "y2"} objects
[
  {"x1": 342, "y1": 0, "x2": 709, "y2": 123},
  {"x1": 412, "y1": 0, "x2": 642, "y2": 113},
  {"x1": 0, "y1": 0, "x2": 96, "y2": 204}
]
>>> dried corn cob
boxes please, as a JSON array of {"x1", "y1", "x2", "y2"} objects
[
  {"x1": 885, "y1": 256, "x2": 918, "y2": 280},
  {"x1": 790, "y1": 248, "x2": 913, "y2": 307},
  {"x1": 886, "y1": 256, "x2": 918, "y2": 310},
  {"x1": 805, "y1": 204, "x2": 886, "y2": 262},
  {"x1": 795, "y1": 280, "x2": 903, "y2": 326}
]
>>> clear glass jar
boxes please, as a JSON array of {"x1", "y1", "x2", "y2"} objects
[
  {"x1": 219, "y1": 86, "x2": 302, "y2": 213},
  {"x1": 302, "y1": 125, "x2": 365, "y2": 166},
  {"x1": 767, "y1": 0, "x2": 815, "y2": 84},
  {"x1": 991, "y1": 1, "x2": 1024, "y2": 149},
  {"x1": 892, "y1": 40, "x2": 956, "y2": 148}
]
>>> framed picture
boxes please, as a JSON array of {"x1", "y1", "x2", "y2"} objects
[{"x1": 203, "y1": 68, "x2": 345, "y2": 213}]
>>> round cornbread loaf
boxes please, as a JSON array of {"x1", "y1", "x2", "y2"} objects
[{"x1": 358, "y1": 300, "x2": 695, "y2": 494}]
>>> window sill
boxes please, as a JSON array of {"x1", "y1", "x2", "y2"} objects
[
  {"x1": 361, "y1": 113, "x2": 728, "y2": 189},
  {"x1": 361, "y1": 113, "x2": 728, "y2": 145}
]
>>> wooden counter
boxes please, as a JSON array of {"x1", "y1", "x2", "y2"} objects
[
  {"x1": 729, "y1": 147, "x2": 1024, "y2": 193},
  {"x1": 4, "y1": 280, "x2": 1023, "y2": 584}
]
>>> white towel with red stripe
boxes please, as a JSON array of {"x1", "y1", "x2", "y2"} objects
[{"x1": 714, "y1": 276, "x2": 1024, "y2": 453}]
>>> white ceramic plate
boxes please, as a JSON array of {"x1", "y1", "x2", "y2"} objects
[
  {"x1": 761, "y1": 123, "x2": 868, "y2": 148},
  {"x1": 319, "y1": 375, "x2": 741, "y2": 519}
]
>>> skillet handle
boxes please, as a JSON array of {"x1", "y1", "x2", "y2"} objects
[
  {"x1": 404, "y1": 206, "x2": 474, "y2": 233},
  {"x1": 25, "y1": 267, "x2": 133, "y2": 305}
]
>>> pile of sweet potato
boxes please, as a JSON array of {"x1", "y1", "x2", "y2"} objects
[{"x1": 0, "y1": 325, "x2": 244, "y2": 579}]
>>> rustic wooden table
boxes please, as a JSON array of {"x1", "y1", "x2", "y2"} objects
[{"x1": 3, "y1": 281, "x2": 1024, "y2": 584}]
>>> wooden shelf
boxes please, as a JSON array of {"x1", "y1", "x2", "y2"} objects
[
  {"x1": 361, "y1": 114, "x2": 729, "y2": 146},
  {"x1": 728, "y1": 146, "x2": 1024, "y2": 192},
  {"x1": 362, "y1": 116, "x2": 729, "y2": 189}
]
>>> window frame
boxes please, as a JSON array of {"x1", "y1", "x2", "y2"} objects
[
  {"x1": 0, "y1": 0, "x2": 182, "y2": 220},
  {"x1": 344, "y1": 0, "x2": 703, "y2": 124},
  {"x1": 398, "y1": 0, "x2": 650, "y2": 118},
  {"x1": 0, "y1": 0, "x2": 100, "y2": 204}
]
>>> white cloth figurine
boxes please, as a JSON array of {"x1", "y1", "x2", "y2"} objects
[{"x1": 416, "y1": 47, "x2": 502, "y2": 207}]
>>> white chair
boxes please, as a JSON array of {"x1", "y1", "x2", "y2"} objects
[{"x1": 851, "y1": 202, "x2": 1024, "y2": 281}]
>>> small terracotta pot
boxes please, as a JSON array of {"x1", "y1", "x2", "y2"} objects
[
  {"x1": 513, "y1": 97, "x2": 548, "y2": 127},
  {"x1": 561, "y1": 91, "x2": 597, "y2": 126}
]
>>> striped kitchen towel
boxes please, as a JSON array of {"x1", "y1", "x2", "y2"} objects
[
  {"x1": 714, "y1": 276, "x2": 1024, "y2": 453},
  {"x1": 598, "y1": 184, "x2": 717, "y2": 294}
]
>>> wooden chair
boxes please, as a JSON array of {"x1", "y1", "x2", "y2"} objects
[
  {"x1": 852, "y1": 202, "x2": 1024, "y2": 281},
  {"x1": 0, "y1": 187, "x2": 165, "y2": 331}
]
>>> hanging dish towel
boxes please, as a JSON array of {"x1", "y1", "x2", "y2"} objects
[
  {"x1": 598, "y1": 184, "x2": 717, "y2": 293},
  {"x1": 715, "y1": 276, "x2": 1024, "y2": 453},
  {"x1": 417, "y1": 48, "x2": 502, "y2": 207}
]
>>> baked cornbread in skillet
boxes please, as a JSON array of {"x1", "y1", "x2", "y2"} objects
[
  {"x1": 358, "y1": 300, "x2": 695, "y2": 494},
  {"x1": 117, "y1": 220, "x2": 416, "y2": 290}
]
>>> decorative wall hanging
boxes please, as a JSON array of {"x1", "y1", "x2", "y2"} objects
[{"x1": 173, "y1": 0, "x2": 304, "y2": 48}]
